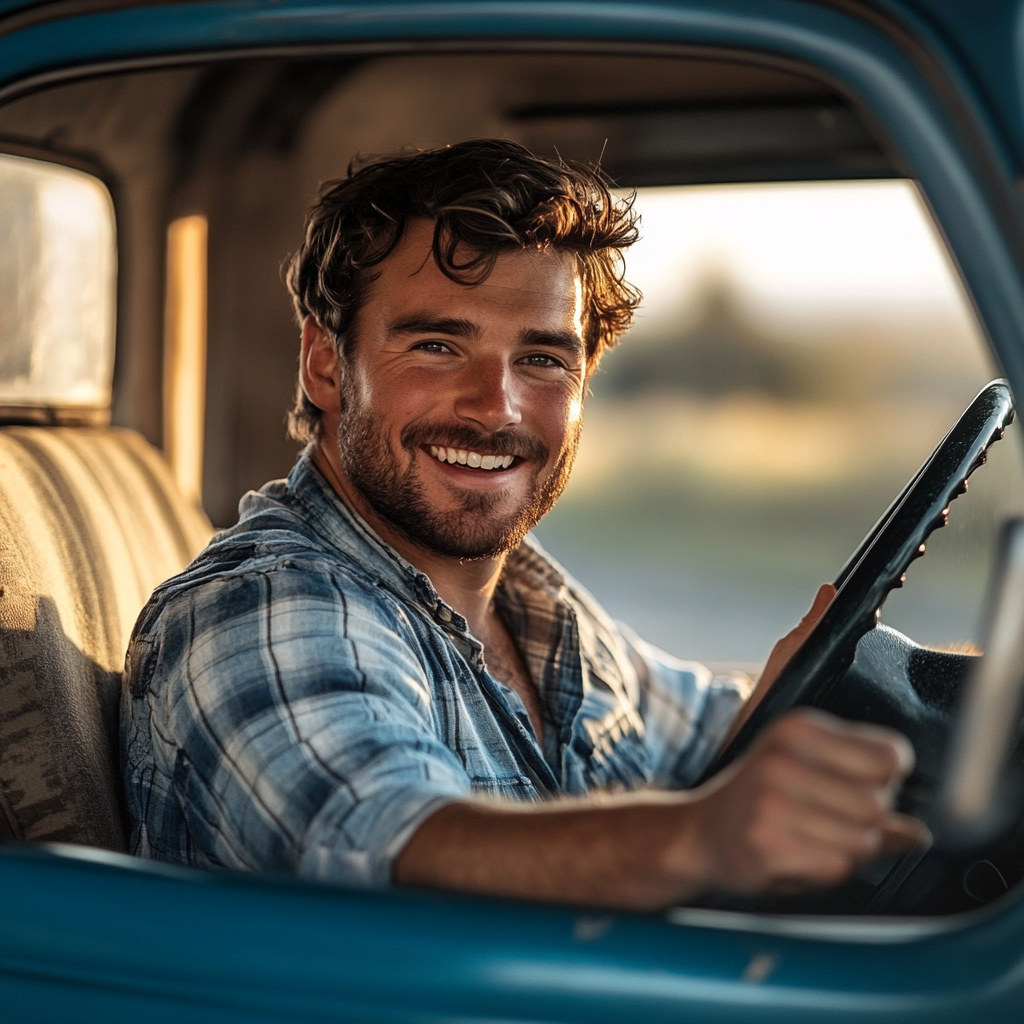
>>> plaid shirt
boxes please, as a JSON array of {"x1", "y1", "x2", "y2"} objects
[{"x1": 122, "y1": 452, "x2": 746, "y2": 888}]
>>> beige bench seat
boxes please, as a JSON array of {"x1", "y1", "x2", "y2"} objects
[{"x1": 0, "y1": 426, "x2": 211, "y2": 850}]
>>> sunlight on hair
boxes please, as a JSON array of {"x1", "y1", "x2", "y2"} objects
[{"x1": 572, "y1": 274, "x2": 585, "y2": 341}]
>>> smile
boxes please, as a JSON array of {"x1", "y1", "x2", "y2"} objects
[{"x1": 428, "y1": 445, "x2": 517, "y2": 470}]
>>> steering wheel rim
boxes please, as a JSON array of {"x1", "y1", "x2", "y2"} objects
[{"x1": 699, "y1": 379, "x2": 1016, "y2": 783}]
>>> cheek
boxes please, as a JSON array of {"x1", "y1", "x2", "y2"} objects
[
  {"x1": 529, "y1": 388, "x2": 582, "y2": 457},
  {"x1": 355, "y1": 364, "x2": 440, "y2": 425}
]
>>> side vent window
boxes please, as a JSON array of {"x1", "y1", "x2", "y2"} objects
[{"x1": 0, "y1": 153, "x2": 116, "y2": 418}]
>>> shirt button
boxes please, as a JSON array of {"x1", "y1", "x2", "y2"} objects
[{"x1": 438, "y1": 606, "x2": 452, "y2": 623}]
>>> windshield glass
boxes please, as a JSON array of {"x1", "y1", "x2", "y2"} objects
[{"x1": 535, "y1": 179, "x2": 1024, "y2": 669}]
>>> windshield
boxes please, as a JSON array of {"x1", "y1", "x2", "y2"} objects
[{"x1": 535, "y1": 179, "x2": 1024, "y2": 669}]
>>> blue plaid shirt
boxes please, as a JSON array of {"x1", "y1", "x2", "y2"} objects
[{"x1": 122, "y1": 452, "x2": 746, "y2": 888}]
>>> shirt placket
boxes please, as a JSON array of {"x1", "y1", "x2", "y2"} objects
[{"x1": 433, "y1": 599, "x2": 560, "y2": 797}]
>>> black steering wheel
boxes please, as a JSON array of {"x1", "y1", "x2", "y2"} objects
[
  {"x1": 692, "y1": 380, "x2": 1016, "y2": 914},
  {"x1": 701, "y1": 379, "x2": 1014, "y2": 780}
]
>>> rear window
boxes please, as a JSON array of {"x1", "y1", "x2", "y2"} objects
[{"x1": 0, "y1": 152, "x2": 116, "y2": 412}]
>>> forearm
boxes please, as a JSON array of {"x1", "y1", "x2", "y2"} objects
[
  {"x1": 393, "y1": 795, "x2": 711, "y2": 910},
  {"x1": 393, "y1": 710, "x2": 926, "y2": 910}
]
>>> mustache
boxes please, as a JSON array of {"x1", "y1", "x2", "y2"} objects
[{"x1": 401, "y1": 421, "x2": 549, "y2": 463}]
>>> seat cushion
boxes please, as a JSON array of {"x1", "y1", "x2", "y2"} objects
[{"x1": 0, "y1": 427, "x2": 212, "y2": 850}]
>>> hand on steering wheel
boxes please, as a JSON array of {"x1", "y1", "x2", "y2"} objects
[
  {"x1": 687, "y1": 708, "x2": 925, "y2": 896},
  {"x1": 723, "y1": 583, "x2": 837, "y2": 747}
]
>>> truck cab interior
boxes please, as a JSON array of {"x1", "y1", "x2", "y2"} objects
[{"x1": 2, "y1": 41, "x2": 1023, "y2": 920}]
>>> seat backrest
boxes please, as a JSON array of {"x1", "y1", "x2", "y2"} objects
[{"x1": 0, "y1": 426, "x2": 212, "y2": 850}]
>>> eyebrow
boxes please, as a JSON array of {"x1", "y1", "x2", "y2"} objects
[
  {"x1": 387, "y1": 314, "x2": 480, "y2": 339},
  {"x1": 519, "y1": 328, "x2": 585, "y2": 361}
]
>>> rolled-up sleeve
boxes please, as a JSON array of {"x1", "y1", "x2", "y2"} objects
[
  {"x1": 616, "y1": 623, "x2": 751, "y2": 789},
  {"x1": 125, "y1": 565, "x2": 471, "y2": 888}
]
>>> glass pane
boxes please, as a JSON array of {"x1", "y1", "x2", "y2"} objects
[
  {"x1": 0, "y1": 153, "x2": 116, "y2": 408},
  {"x1": 535, "y1": 180, "x2": 1024, "y2": 668}
]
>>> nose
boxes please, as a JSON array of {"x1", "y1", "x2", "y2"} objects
[{"x1": 453, "y1": 356, "x2": 522, "y2": 434}]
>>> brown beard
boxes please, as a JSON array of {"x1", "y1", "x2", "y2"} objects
[{"x1": 336, "y1": 377, "x2": 580, "y2": 560}]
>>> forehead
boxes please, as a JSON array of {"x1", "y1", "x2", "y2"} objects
[{"x1": 364, "y1": 219, "x2": 581, "y2": 327}]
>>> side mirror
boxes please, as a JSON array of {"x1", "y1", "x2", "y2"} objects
[{"x1": 933, "y1": 518, "x2": 1024, "y2": 851}]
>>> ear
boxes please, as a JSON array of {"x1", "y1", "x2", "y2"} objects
[{"x1": 299, "y1": 317, "x2": 341, "y2": 415}]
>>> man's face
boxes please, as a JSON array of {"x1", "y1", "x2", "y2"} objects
[{"x1": 335, "y1": 219, "x2": 587, "y2": 560}]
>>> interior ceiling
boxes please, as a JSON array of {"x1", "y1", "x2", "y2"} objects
[
  {"x1": 169, "y1": 52, "x2": 894, "y2": 188},
  {"x1": 0, "y1": 49, "x2": 896, "y2": 524}
]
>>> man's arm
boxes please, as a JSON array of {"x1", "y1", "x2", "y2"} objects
[{"x1": 395, "y1": 709, "x2": 927, "y2": 910}]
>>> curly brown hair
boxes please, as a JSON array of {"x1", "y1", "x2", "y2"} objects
[{"x1": 285, "y1": 139, "x2": 641, "y2": 442}]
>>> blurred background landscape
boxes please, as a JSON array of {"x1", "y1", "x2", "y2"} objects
[{"x1": 534, "y1": 180, "x2": 1024, "y2": 668}]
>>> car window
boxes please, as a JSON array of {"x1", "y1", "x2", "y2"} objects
[
  {"x1": 535, "y1": 179, "x2": 1024, "y2": 670},
  {"x1": 0, "y1": 152, "x2": 116, "y2": 413}
]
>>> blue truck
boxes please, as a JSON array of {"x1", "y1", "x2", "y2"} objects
[{"x1": 4, "y1": 0, "x2": 1024, "y2": 1020}]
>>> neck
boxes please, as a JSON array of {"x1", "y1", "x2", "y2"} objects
[{"x1": 311, "y1": 442, "x2": 505, "y2": 635}]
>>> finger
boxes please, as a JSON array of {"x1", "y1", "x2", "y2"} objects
[
  {"x1": 784, "y1": 805, "x2": 883, "y2": 861},
  {"x1": 741, "y1": 793, "x2": 877, "y2": 887},
  {"x1": 798, "y1": 583, "x2": 837, "y2": 630},
  {"x1": 756, "y1": 585, "x2": 840, "y2": 694},
  {"x1": 771, "y1": 709, "x2": 915, "y2": 785},
  {"x1": 771, "y1": 585, "x2": 837, "y2": 654},
  {"x1": 879, "y1": 813, "x2": 931, "y2": 855},
  {"x1": 750, "y1": 825, "x2": 858, "y2": 889},
  {"x1": 760, "y1": 751, "x2": 890, "y2": 825}
]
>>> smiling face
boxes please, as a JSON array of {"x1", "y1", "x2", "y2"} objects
[{"x1": 324, "y1": 219, "x2": 587, "y2": 560}]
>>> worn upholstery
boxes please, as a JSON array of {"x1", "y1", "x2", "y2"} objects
[{"x1": 0, "y1": 427, "x2": 212, "y2": 850}]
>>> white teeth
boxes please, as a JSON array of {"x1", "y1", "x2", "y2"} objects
[{"x1": 430, "y1": 447, "x2": 516, "y2": 470}]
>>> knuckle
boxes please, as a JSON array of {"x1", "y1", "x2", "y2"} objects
[
  {"x1": 859, "y1": 827, "x2": 883, "y2": 857},
  {"x1": 747, "y1": 814, "x2": 781, "y2": 856},
  {"x1": 816, "y1": 854, "x2": 853, "y2": 885},
  {"x1": 849, "y1": 787, "x2": 887, "y2": 822},
  {"x1": 844, "y1": 825, "x2": 881, "y2": 859},
  {"x1": 767, "y1": 715, "x2": 801, "y2": 747},
  {"x1": 759, "y1": 752, "x2": 790, "y2": 787}
]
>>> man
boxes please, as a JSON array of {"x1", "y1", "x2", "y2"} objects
[{"x1": 123, "y1": 140, "x2": 924, "y2": 909}]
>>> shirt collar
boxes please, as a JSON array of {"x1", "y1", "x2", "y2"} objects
[
  {"x1": 240, "y1": 450, "x2": 441, "y2": 612},
  {"x1": 243, "y1": 448, "x2": 586, "y2": 778},
  {"x1": 241, "y1": 446, "x2": 577, "y2": 655}
]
